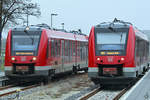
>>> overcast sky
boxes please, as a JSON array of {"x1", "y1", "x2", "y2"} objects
[{"x1": 3, "y1": 0, "x2": 150, "y2": 37}]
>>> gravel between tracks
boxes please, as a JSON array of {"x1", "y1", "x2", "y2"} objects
[
  {"x1": 13, "y1": 72, "x2": 94, "y2": 100},
  {"x1": 88, "y1": 90, "x2": 120, "y2": 100}
]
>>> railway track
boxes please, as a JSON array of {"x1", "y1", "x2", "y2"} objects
[
  {"x1": 78, "y1": 83, "x2": 137, "y2": 100},
  {"x1": 79, "y1": 87, "x2": 102, "y2": 100},
  {"x1": 0, "y1": 84, "x2": 16, "y2": 91},
  {"x1": 0, "y1": 73, "x2": 87, "y2": 99},
  {"x1": 113, "y1": 87, "x2": 130, "y2": 100},
  {"x1": 79, "y1": 73, "x2": 144, "y2": 100},
  {"x1": 0, "y1": 83, "x2": 41, "y2": 98},
  {"x1": 79, "y1": 87, "x2": 126, "y2": 100}
]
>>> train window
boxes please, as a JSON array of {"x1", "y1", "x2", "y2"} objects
[
  {"x1": 73, "y1": 41, "x2": 76, "y2": 56},
  {"x1": 77, "y1": 41, "x2": 80, "y2": 57},
  {"x1": 47, "y1": 40, "x2": 50, "y2": 58},
  {"x1": 86, "y1": 42, "x2": 88, "y2": 64},
  {"x1": 54, "y1": 39, "x2": 60, "y2": 57},
  {"x1": 83, "y1": 42, "x2": 86, "y2": 61},
  {"x1": 51, "y1": 39, "x2": 55, "y2": 57},
  {"x1": 82, "y1": 42, "x2": 85, "y2": 61},
  {"x1": 54, "y1": 39, "x2": 57, "y2": 57},
  {"x1": 65, "y1": 40, "x2": 68, "y2": 62},
  {"x1": 61, "y1": 40, "x2": 64, "y2": 57},
  {"x1": 68, "y1": 41, "x2": 71, "y2": 62},
  {"x1": 65, "y1": 40, "x2": 67, "y2": 56},
  {"x1": 80, "y1": 42, "x2": 83, "y2": 61},
  {"x1": 58, "y1": 40, "x2": 61, "y2": 56},
  {"x1": 70, "y1": 41, "x2": 72, "y2": 61},
  {"x1": 135, "y1": 38, "x2": 138, "y2": 58}
]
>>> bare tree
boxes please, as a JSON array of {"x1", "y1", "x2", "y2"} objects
[{"x1": 0, "y1": 0, "x2": 41, "y2": 55}]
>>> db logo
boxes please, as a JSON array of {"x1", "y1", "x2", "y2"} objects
[
  {"x1": 107, "y1": 57, "x2": 113, "y2": 62},
  {"x1": 21, "y1": 57, "x2": 26, "y2": 61}
]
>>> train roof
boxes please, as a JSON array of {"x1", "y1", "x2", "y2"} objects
[
  {"x1": 12, "y1": 24, "x2": 51, "y2": 31},
  {"x1": 95, "y1": 18, "x2": 131, "y2": 29},
  {"x1": 94, "y1": 18, "x2": 149, "y2": 42},
  {"x1": 46, "y1": 29, "x2": 76, "y2": 40},
  {"x1": 46, "y1": 29, "x2": 88, "y2": 42},
  {"x1": 12, "y1": 27, "x2": 42, "y2": 32},
  {"x1": 11, "y1": 25, "x2": 88, "y2": 42},
  {"x1": 134, "y1": 28, "x2": 149, "y2": 41}
]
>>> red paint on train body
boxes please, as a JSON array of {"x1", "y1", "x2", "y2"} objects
[
  {"x1": 88, "y1": 19, "x2": 149, "y2": 85},
  {"x1": 5, "y1": 26, "x2": 88, "y2": 82}
]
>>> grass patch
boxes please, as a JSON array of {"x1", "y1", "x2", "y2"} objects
[
  {"x1": 0, "y1": 55, "x2": 5, "y2": 72},
  {"x1": 0, "y1": 64, "x2": 4, "y2": 71}
]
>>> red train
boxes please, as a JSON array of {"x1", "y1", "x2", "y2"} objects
[
  {"x1": 5, "y1": 24, "x2": 88, "y2": 83},
  {"x1": 88, "y1": 19, "x2": 149, "y2": 85}
]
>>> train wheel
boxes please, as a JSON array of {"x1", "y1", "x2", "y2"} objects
[
  {"x1": 136, "y1": 71, "x2": 139, "y2": 77},
  {"x1": 91, "y1": 78, "x2": 99, "y2": 85},
  {"x1": 84, "y1": 68, "x2": 88, "y2": 73},
  {"x1": 73, "y1": 66, "x2": 77, "y2": 74},
  {"x1": 43, "y1": 76, "x2": 51, "y2": 85},
  {"x1": 142, "y1": 67, "x2": 146, "y2": 74}
]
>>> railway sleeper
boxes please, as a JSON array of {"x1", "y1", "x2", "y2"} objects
[{"x1": 73, "y1": 65, "x2": 78, "y2": 74}]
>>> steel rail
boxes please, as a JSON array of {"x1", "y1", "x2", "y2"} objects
[
  {"x1": 113, "y1": 75, "x2": 143, "y2": 100},
  {"x1": 0, "y1": 85, "x2": 15, "y2": 91},
  {"x1": 0, "y1": 83, "x2": 41, "y2": 97},
  {"x1": 79, "y1": 88, "x2": 101, "y2": 100},
  {"x1": 113, "y1": 88, "x2": 128, "y2": 100}
]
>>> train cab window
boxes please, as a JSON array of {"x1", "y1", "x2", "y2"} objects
[
  {"x1": 11, "y1": 30, "x2": 42, "y2": 56},
  {"x1": 95, "y1": 28, "x2": 129, "y2": 56}
]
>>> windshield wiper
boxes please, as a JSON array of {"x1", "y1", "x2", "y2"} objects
[
  {"x1": 108, "y1": 26, "x2": 116, "y2": 32},
  {"x1": 120, "y1": 34, "x2": 122, "y2": 43}
]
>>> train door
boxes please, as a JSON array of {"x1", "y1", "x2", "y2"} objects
[{"x1": 61, "y1": 40, "x2": 64, "y2": 72}]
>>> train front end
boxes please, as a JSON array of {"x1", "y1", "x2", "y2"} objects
[
  {"x1": 88, "y1": 21, "x2": 136, "y2": 85},
  {"x1": 5, "y1": 27, "x2": 47, "y2": 81}
]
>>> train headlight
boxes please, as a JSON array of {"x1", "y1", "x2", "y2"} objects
[
  {"x1": 11, "y1": 57, "x2": 15, "y2": 61},
  {"x1": 97, "y1": 58, "x2": 100, "y2": 61},
  {"x1": 32, "y1": 57, "x2": 37, "y2": 61},
  {"x1": 121, "y1": 58, "x2": 124, "y2": 61}
]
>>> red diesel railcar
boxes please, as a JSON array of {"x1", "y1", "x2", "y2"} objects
[
  {"x1": 88, "y1": 19, "x2": 149, "y2": 85},
  {"x1": 5, "y1": 25, "x2": 88, "y2": 83}
]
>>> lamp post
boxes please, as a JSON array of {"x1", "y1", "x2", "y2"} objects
[
  {"x1": 51, "y1": 13, "x2": 58, "y2": 28},
  {"x1": 61, "y1": 23, "x2": 64, "y2": 30}
]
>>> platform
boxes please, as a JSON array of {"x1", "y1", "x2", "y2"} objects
[
  {"x1": 0, "y1": 71, "x2": 5, "y2": 77},
  {"x1": 0, "y1": 72, "x2": 6, "y2": 86},
  {"x1": 120, "y1": 69, "x2": 150, "y2": 100}
]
